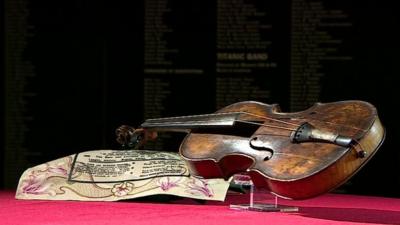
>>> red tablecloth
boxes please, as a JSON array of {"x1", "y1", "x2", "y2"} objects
[{"x1": 1, "y1": 190, "x2": 400, "y2": 225}]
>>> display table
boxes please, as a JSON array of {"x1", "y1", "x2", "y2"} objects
[{"x1": 1, "y1": 190, "x2": 400, "y2": 225}]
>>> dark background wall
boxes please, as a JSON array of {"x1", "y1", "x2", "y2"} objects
[{"x1": 2, "y1": 0, "x2": 400, "y2": 198}]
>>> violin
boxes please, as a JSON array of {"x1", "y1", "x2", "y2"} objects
[{"x1": 116, "y1": 100, "x2": 385, "y2": 199}]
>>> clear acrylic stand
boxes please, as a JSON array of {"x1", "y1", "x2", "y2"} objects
[{"x1": 229, "y1": 174, "x2": 299, "y2": 212}]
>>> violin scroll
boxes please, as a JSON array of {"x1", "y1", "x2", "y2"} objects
[{"x1": 115, "y1": 125, "x2": 157, "y2": 149}]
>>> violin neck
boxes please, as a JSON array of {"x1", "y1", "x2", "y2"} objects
[{"x1": 141, "y1": 112, "x2": 240, "y2": 132}]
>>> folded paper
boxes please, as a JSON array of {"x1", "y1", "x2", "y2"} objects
[{"x1": 16, "y1": 150, "x2": 230, "y2": 201}]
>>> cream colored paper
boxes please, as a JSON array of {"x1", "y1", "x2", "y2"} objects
[{"x1": 16, "y1": 150, "x2": 230, "y2": 201}]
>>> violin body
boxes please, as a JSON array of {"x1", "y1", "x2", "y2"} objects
[
  {"x1": 179, "y1": 101, "x2": 385, "y2": 199},
  {"x1": 117, "y1": 100, "x2": 385, "y2": 200}
]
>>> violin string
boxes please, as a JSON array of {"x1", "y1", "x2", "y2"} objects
[
  {"x1": 237, "y1": 111, "x2": 300, "y2": 127},
  {"x1": 234, "y1": 111, "x2": 367, "y2": 132},
  {"x1": 235, "y1": 119, "x2": 297, "y2": 131},
  {"x1": 303, "y1": 118, "x2": 368, "y2": 132},
  {"x1": 145, "y1": 112, "x2": 240, "y2": 122},
  {"x1": 147, "y1": 118, "x2": 298, "y2": 132},
  {"x1": 143, "y1": 110, "x2": 365, "y2": 133},
  {"x1": 143, "y1": 111, "x2": 300, "y2": 131},
  {"x1": 254, "y1": 133, "x2": 291, "y2": 137}
]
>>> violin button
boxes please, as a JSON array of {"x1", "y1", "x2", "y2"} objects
[{"x1": 357, "y1": 150, "x2": 367, "y2": 158}]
